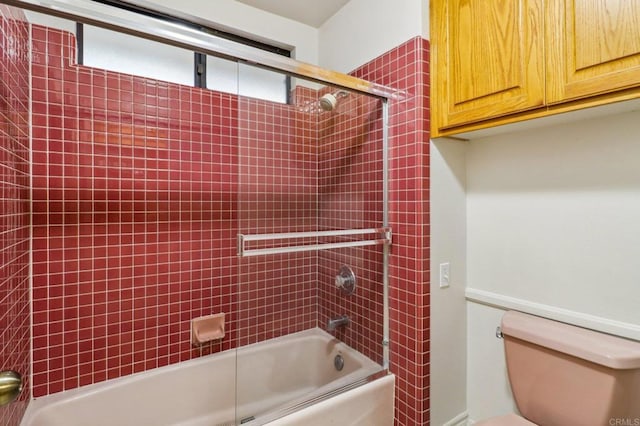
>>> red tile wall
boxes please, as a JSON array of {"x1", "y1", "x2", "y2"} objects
[
  {"x1": 0, "y1": 6, "x2": 31, "y2": 426},
  {"x1": 317, "y1": 92, "x2": 385, "y2": 363},
  {"x1": 30, "y1": 26, "x2": 322, "y2": 396},
  {"x1": 352, "y1": 38, "x2": 431, "y2": 425},
  {"x1": 28, "y1": 24, "x2": 430, "y2": 426},
  {"x1": 235, "y1": 94, "x2": 319, "y2": 346}
]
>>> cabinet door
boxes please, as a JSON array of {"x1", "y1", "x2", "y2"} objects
[
  {"x1": 431, "y1": 0, "x2": 545, "y2": 135},
  {"x1": 547, "y1": 0, "x2": 640, "y2": 103}
]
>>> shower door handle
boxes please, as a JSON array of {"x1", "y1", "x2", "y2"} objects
[{"x1": 0, "y1": 371, "x2": 23, "y2": 407}]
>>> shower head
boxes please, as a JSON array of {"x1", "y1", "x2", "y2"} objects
[{"x1": 319, "y1": 90, "x2": 349, "y2": 111}]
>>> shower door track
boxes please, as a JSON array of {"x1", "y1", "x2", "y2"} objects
[{"x1": 1, "y1": 0, "x2": 402, "y2": 100}]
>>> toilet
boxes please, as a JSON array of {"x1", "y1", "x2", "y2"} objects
[{"x1": 477, "y1": 311, "x2": 640, "y2": 426}]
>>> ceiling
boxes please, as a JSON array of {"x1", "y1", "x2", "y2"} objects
[{"x1": 235, "y1": 0, "x2": 351, "y2": 28}]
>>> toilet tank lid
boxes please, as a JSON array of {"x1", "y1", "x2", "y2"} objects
[{"x1": 501, "y1": 311, "x2": 640, "y2": 369}]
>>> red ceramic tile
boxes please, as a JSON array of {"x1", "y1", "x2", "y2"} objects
[
  {"x1": 349, "y1": 37, "x2": 431, "y2": 425},
  {"x1": 26, "y1": 19, "x2": 429, "y2": 426},
  {"x1": 0, "y1": 6, "x2": 31, "y2": 426}
]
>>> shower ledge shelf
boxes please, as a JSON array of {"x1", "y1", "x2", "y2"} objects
[{"x1": 237, "y1": 228, "x2": 392, "y2": 257}]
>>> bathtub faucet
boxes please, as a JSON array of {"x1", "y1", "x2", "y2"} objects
[{"x1": 327, "y1": 315, "x2": 350, "y2": 331}]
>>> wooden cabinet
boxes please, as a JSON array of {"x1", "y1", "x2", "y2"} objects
[
  {"x1": 431, "y1": 0, "x2": 545, "y2": 131},
  {"x1": 547, "y1": 0, "x2": 640, "y2": 103},
  {"x1": 431, "y1": 0, "x2": 640, "y2": 137}
]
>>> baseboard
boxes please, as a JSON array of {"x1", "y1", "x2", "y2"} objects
[
  {"x1": 466, "y1": 287, "x2": 640, "y2": 341},
  {"x1": 443, "y1": 411, "x2": 469, "y2": 426}
]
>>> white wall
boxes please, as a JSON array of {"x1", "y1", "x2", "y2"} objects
[
  {"x1": 465, "y1": 110, "x2": 640, "y2": 422},
  {"x1": 318, "y1": 0, "x2": 428, "y2": 73},
  {"x1": 466, "y1": 303, "x2": 517, "y2": 423},
  {"x1": 467, "y1": 111, "x2": 640, "y2": 327},
  {"x1": 430, "y1": 139, "x2": 469, "y2": 426},
  {"x1": 143, "y1": 0, "x2": 319, "y2": 64},
  {"x1": 26, "y1": 0, "x2": 319, "y2": 65},
  {"x1": 24, "y1": 11, "x2": 75, "y2": 33}
]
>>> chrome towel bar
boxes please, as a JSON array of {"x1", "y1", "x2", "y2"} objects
[{"x1": 237, "y1": 227, "x2": 392, "y2": 257}]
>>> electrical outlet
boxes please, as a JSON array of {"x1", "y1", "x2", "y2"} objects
[{"x1": 439, "y1": 262, "x2": 450, "y2": 288}]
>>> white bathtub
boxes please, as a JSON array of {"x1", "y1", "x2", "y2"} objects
[{"x1": 21, "y1": 328, "x2": 394, "y2": 426}]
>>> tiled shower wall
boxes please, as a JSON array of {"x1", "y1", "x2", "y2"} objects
[
  {"x1": 236, "y1": 93, "x2": 319, "y2": 347},
  {"x1": 31, "y1": 25, "x2": 238, "y2": 396},
  {"x1": 353, "y1": 38, "x2": 431, "y2": 424},
  {"x1": 316, "y1": 38, "x2": 432, "y2": 425},
  {"x1": 317, "y1": 93, "x2": 385, "y2": 363},
  {"x1": 30, "y1": 26, "x2": 323, "y2": 396},
  {"x1": 0, "y1": 6, "x2": 31, "y2": 426},
  {"x1": 303, "y1": 38, "x2": 432, "y2": 425},
  {"x1": 24, "y1": 20, "x2": 429, "y2": 426}
]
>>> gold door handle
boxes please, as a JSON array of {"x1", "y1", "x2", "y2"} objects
[{"x1": 0, "y1": 371, "x2": 22, "y2": 407}]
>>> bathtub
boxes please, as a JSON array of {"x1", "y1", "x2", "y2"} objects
[{"x1": 21, "y1": 328, "x2": 394, "y2": 426}]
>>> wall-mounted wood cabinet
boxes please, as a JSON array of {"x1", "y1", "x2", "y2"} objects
[{"x1": 431, "y1": 0, "x2": 640, "y2": 137}]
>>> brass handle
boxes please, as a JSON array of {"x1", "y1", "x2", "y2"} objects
[{"x1": 0, "y1": 371, "x2": 23, "y2": 407}]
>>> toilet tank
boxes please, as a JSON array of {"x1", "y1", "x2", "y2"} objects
[{"x1": 501, "y1": 311, "x2": 640, "y2": 426}]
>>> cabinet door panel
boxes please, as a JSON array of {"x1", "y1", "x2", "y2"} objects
[
  {"x1": 547, "y1": 0, "x2": 640, "y2": 103},
  {"x1": 432, "y1": 0, "x2": 544, "y2": 133}
]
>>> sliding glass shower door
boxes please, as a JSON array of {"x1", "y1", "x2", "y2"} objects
[{"x1": 235, "y1": 67, "x2": 389, "y2": 423}]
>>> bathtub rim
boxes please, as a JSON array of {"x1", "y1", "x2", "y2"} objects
[
  {"x1": 250, "y1": 369, "x2": 391, "y2": 425},
  {"x1": 21, "y1": 327, "x2": 386, "y2": 426}
]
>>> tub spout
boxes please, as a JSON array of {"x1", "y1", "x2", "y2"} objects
[{"x1": 327, "y1": 315, "x2": 350, "y2": 331}]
